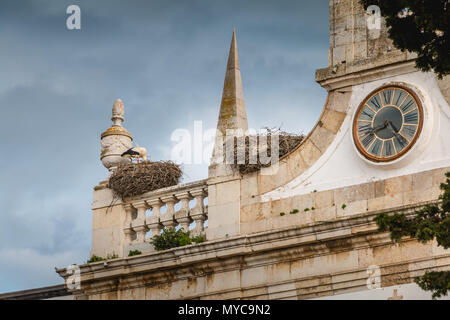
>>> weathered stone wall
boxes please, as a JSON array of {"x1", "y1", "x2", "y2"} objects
[
  {"x1": 64, "y1": 207, "x2": 450, "y2": 300},
  {"x1": 328, "y1": 0, "x2": 396, "y2": 67},
  {"x1": 91, "y1": 186, "x2": 127, "y2": 258},
  {"x1": 438, "y1": 75, "x2": 450, "y2": 106},
  {"x1": 241, "y1": 166, "x2": 448, "y2": 235}
]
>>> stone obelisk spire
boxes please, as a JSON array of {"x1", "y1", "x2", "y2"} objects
[
  {"x1": 210, "y1": 30, "x2": 249, "y2": 177},
  {"x1": 207, "y1": 30, "x2": 248, "y2": 239},
  {"x1": 216, "y1": 29, "x2": 248, "y2": 134}
]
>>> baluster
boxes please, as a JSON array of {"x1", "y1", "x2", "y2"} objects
[
  {"x1": 160, "y1": 195, "x2": 177, "y2": 228},
  {"x1": 190, "y1": 188, "x2": 207, "y2": 236},
  {"x1": 131, "y1": 201, "x2": 149, "y2": 243},
  {"x1": 123, "y1": 204, "x2": 136, "y2": 244},
  {"x1": 175, "y1": 192, "x2": 193, "y2": 232},
  {"x1": 146, "y1": 198, "x2": 163, "y2": 237}
]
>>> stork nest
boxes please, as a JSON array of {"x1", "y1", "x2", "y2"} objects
[
  {"x1": 225, "y1": 130, "x2": 305, "y2": 174},
  {"x1": 108, "y1": 161, "x2": 183, "y2": 198}
]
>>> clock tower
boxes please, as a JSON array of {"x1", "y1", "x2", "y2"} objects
[
  {"x1": 243, "y1": 0, "x2": 450, "y2": 298},
  {"x1": 247, "y1": 0, "x2": 450, "y2": 299},
  {"x1": 257, "y1": 0, "x2": 450, "y2": 203},
  {"x1": 311, "y1": 0, "x2": 450, "y2": 177}
]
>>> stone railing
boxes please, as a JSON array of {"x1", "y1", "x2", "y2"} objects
[{"x1": 122, "y1": 179, "x2": 208, "y2": 253}]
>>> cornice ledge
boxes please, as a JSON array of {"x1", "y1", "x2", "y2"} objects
[
  {"x1": 56, "y1": 200, "x2": 437, "y2": 286},
  {"x1": 316, "y1": 59, "x2": 417, "y2": 91}
]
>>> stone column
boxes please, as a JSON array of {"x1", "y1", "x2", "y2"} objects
[
  {"x1": 146, "y1": 199, "x2": 163, "y2": 237},
  {"x1": 160, "y1": 196, "x2": 177, "y2": 229},
  {"x1": 190, "y1": 189, "x2": 207, "y2": 237},
  {"x1": 131, "y1": 201, "x2": 149, "y2": 243},
  {"x1": 123, "y1": 204, "x2": 137, "y2": 244},
  {"x1": 175, "y1": 192, "x2": 193, "y2": 232}
]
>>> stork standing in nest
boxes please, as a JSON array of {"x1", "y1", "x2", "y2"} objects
[{"x1": 121, "y1": 146, "x2": 148, "y2": 163}]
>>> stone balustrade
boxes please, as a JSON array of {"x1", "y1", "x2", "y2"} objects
[{"x1": 122, "y1": 179, "x2": 208, "y2": 253}]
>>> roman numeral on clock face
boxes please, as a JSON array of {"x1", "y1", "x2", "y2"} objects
[
  {"x1": 393, "y1": 90, "x2": 407, "y2": 106},
  {"x1": 369, "y1": 138, "x2": 382, "y2": 156},
  {"x1": 404, "y1": 111, "x2": 418, "y2": 124},
  {"x1": 358, "y1": 122, "x2": 372, "y2": 136},
  {"x1": 401, "y1": 125, "x2": 417, "y2": 140},
  {"x1": 382, "y1": 89, "x2": 393, "y2": 105},
  {"x1": 368, "y1": 94, "x2": 382, "y2": 111},
  {"x1": 383, "y1": 140, "x2": 394, "y2": 157},
  {"x1": 361, "y1": 133, "x2": 375, "y2": 149},
  {"x1": 400, "y1": 97, "x2": 416, "y2": 113},
  {"x1": 394, "y1": 134, "x2": 407, "y2": 151},
  {"x1": 359, "y1": 106, "x2": 375, "y2": 120}
]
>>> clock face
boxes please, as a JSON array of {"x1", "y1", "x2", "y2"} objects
[{"x1": 353, "y1": 85, "x2": 423, "y2": 162}]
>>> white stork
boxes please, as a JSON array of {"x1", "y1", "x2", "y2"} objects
[{"x1": 121, "y1": 146, "x2": 148, "y2": 163}]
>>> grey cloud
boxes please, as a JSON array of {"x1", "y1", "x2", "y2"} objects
[{"x1": 0, "y1": 0, "x2": 329, "y2": 292}]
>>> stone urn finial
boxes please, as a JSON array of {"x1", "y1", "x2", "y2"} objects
[
  {"x1": 100, "y1": 99, "x2": 133, "y2": 171},
  {"x1": 112, "y1": 98, "x2": 125, "y2": 126}
]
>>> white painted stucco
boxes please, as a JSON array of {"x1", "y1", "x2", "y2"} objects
[
  {"x1": 313, "y1": 283, "x2": 450, "y2": 300},
  {"x1": 263, "y1": 71, "x2": 450, "y2": 201}
]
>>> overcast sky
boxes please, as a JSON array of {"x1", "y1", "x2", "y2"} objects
[{"x1": 0, "y1": 0, "x2": 329, "y2": 293}]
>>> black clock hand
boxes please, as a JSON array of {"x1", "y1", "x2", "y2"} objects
[
  {"x1": 386, "y1": 120, "x2": 398, "y2": 132},
  {"x1": 361, "y1": 121, "x2": 386, "y2": 137},
  {"x1": 386, "y1": 121, "x2": 406, "y2": 144},
  {"x1": 368, "y1": 121, "x2": 388, "y2": 135}
]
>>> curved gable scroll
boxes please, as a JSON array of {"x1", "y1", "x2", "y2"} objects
[{"x1": 255, "y1": 89, "x2": 350, "y2": 195}]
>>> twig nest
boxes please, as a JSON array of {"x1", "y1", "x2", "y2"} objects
[
  {"x1": 224, "y1": 130, "x2": 304, "y2": 174},
  {"x1": 108, "y1": 161, "x2": 182, "y2": 198}
]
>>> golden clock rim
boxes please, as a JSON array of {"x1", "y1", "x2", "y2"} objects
[{"x1": 352, "y1": 84, "x2": 424, "y2": 163}]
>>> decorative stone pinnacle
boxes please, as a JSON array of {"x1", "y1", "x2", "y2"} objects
[
  {"x1": 217, "y1": 29, "x2": 248, "y2": 134},
  {"x1": 210, "y1": 30, "x2": 249, "y2": 174},
  {"x1": 227, "y1": 29, "x2": 240, "y2": 72},
  {"x1": 112, "y1": 98, "x2": 125, "y2": 126},
  {"x1": 100, "y1": 98, "x2": 133, "y2": 171}
]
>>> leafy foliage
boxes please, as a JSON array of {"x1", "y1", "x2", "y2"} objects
[
  {"x1": 86, "y1": 253, "x2": 118, "y2": 263},
  {"x1": 374, "y1": 172, "x2": 450, "y2": 248},
  {"x1": 374, "y1": 172, "x2": 450, "y2": 298},
  {"x1": 360, "y1": 0, "x2": 450, "y2": 78},
  {"x1": 150, "y1": 228, "x2": 205, "y2": 251},
  {"x1": 87, "y1": 255, "x2": 104, "y2": 263},
  {"x1": 128, "y1": 250, "x2": 142, "y2": 257},
  {"x1": 416, "y1": 271, "x2": 450, "y2": 299},
  {"x1": 190, "y1": 235, "x2": 206, "y2": 244}
]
